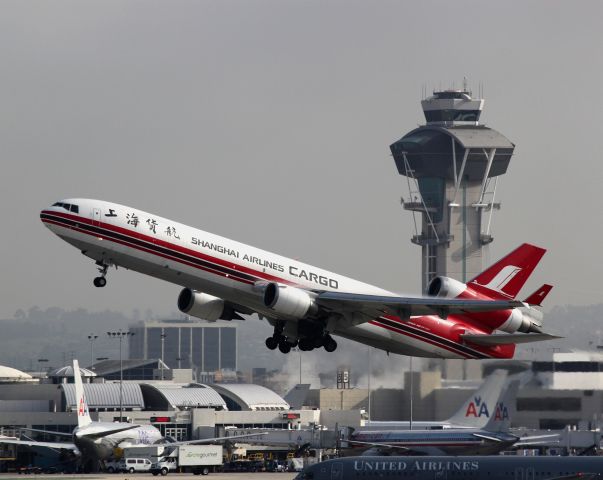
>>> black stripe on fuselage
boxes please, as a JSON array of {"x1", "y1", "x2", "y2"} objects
[{"x1": 40, "y1": 213, "x2": 259, "y2": 285}]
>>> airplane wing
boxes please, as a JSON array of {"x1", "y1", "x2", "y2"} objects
[
  {"x1": 471, "y1": 432, "x2": 509, "y2": 442},
  {"x1": 346, "y1": 439, "x2": 410, "y2": 452},
  {"x1": 83, "y1": 425, "x2": 141, "y2": 440},
  {"x1": 514, "y1": 433, "x2": 560, "y2": 447},
  {"x1": 0, "y1": 437, "x2": 78, "y2": 453},
  {"x1": 461, "y1": 333, "x2": 562, "y2": 346},
  {"x1": 126, "y1": 432, "x2": 269, "y2": 449},
  {"x1": 316, "y1": 291, "x2": 525, "y2": 325}
]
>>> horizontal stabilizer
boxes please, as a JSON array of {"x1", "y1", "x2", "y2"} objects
[
  {"x1": 524, "y1": 284, "x2": 553, "y2": 306},
  {"x1": 461, "y1": 332, "x2": 562, "y2": 346}
]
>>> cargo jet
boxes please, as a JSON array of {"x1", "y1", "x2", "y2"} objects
[{"x1": 41, "y1": 199, "x2": 559, "y2": 359}]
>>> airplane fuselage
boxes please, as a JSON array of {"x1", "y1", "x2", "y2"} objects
[
  {"x1": 296, "y1": 456, "x2": 603, "y2": 480},
  {"x1": 74, "y1": 422, "x2": 162, "y2": 460},
  {"x1": 347, "y1": 429, "x2": 518, "y2": 456},
  {"x1": 41, "y1": 199, "x2": 515, "y2": 359}
]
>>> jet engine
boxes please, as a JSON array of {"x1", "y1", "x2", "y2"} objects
[
  {"x1": 498, "y1": 307, "x2": 543, "y2": 333},
  {"x1": 427, "y1": 276, "x2": 467, "y2": 299},
  {"x1": 177, "y1": 288, "x2": 226, "y2": 321},
  {"x1": 262, "y1": 283, "x2": 317, "y2": 319}
]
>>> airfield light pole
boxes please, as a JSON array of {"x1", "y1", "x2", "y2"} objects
[
  {"x1": 160, "y1": 330, "x2": 166, "y2": 380},
  {"x1": 367, "y1": 347, "x2": 372, "y2": 422},
  {"x1": 107, "y1": 330, "x2": 134, "y2": 422},
  {"x1": 87, "y1": 334, "x2": 98, "y2": 368}
]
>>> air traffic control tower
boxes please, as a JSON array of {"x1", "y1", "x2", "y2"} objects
[{"x1": 390, "y1": 88, "x2": 515, "y2": 292}]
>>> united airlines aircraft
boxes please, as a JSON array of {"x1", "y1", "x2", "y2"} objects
[{"x1": 41, "y1": 199, "x2": 559, "y2": 358}]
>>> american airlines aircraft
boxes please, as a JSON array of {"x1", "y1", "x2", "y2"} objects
[
  {"x1": 363, "y1": 370, "x2": 508, "y2": 431},
  {"x1": 41, "y1": 199, "x2": 559, "y2": 358}
]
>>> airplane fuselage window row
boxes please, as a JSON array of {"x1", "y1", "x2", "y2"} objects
[{"x1": 52, "y1": 202, "x2": 79, "y2": 214}]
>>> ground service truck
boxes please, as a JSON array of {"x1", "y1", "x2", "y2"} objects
[{"x1": 150, "y1": 445, "x2": 223, "y2": 476}]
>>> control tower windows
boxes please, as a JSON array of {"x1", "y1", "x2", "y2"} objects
[{"x1": 424, "y1": 110, "x2": 481, "y2": 123}]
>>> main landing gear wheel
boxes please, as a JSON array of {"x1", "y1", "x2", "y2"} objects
[
  {"x1": 323, "y1": 335, "x2": 337, "y2": 352},
  {"x1": 93, "y1": 277, "x2": 107, "y2": 288},
  {"x1": 265, "y1": 336, "x2": 279, "y2": 350},
  {"x1": 278, "y1": 341, "x2": 292, "y2": 354}
]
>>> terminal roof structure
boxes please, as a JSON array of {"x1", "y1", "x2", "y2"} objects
[
  {"x1": 210, "y1": 383, "x2": 290, "y2": 411},
  {"x1": 62, "y1": 383, "x2": 145, "y2": 411},
  {"x1": 140, "y1": 383, "x2": 227, "y2": 411}
]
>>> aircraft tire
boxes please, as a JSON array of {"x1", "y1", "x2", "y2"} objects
[
  {"x1": 324, "y1": 336, "x2": 337, "y2": 352},
  {"x1": 93, "y1": 277, "x2": 107, "y2": 288},
  {"x1": 265, "y1": 336, "x2": 278, "y2": 350},
  {"x1": 278, "y1": 341, "x2": 291, "y2": 354}
]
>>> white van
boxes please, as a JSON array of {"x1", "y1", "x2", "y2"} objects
[{"x1": 123, "y1": 458, "x2": 153, "y2": 473}]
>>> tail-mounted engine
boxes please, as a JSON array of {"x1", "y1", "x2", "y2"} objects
[
  {"x1": 177, "y1": 288, "x2": 241, "y2": 321},
  {"x1": 262, "y1": 283, "x2": 318, "y2": 319}
]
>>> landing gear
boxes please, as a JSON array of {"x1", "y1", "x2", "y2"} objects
[
  {"x1": 278, "y1": 340, "x2": 292, "y2": 354},
  {"x1": 93, "y1": 261, "x2": 109, "y2": 288},
  {"x1": 323, "y1": 335, "x2": 337, "y2": 352},
  {"x1": 265, "y1": 336, "x2": 279, "y2": 350},
  {"x1": 93, "y1": 276, "x2": 107, "y2": 288}
]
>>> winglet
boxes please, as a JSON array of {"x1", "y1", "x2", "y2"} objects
[
  {"x1": 524, "y1": 284, "x2": 553, "y2": 306},
  {"x1": 73, "y1": 359, "x2": 92, "y2": 428}
]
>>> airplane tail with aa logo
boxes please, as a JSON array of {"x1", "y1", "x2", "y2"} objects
[
  {"x1": 73, "y1": 359, "x2": 92, "y2": 428},
  {"x1": 483, "y1": 379, "x2": 520, "y2": 433},
  {"x1": 469, "y1": 243, "x2": 547, "y2": 300},
  {"x1": 447, "y1": 369, "x2": 508, "y2": 428}
]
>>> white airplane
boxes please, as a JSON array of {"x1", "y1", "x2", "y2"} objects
[
  {"x1": 0, "y1": 359, "x2": 264, "y2": 470},
  {"x1": 41, "y1": 199, "x2": 559, "y2": 359}
]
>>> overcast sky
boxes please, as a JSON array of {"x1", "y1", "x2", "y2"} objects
[{"x1": 1, "y1": 0, "x2": 602, "y2": 320}]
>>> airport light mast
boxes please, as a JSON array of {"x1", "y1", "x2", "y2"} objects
[{"x1": 390, "y1": 83, "x2": 516, "y2": 292}]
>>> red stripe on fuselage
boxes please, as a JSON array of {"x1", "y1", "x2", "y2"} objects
[{"x1": 41, "y1": 210, "x2": 294, "y2": 286}]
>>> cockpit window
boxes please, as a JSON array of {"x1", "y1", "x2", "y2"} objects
[{"x1": 52, "y1": 202, "x2": 79, "y2": 214}]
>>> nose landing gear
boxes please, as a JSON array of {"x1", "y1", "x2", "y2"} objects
[{"x1": 93, "y1": 261, "x2": 109, "y2": 288}]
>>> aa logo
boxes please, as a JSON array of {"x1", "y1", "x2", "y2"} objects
[
  {"x1": 78, "y1": 397, "x2": 88, "y2": 416},
  {"x1": 494, "y1": 402, "x2": 509, "y2": 421},
  {"x1": 465, "y1": 396, "x2": 490, "y2": 418}
]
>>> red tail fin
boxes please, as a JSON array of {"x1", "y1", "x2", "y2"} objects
[
  {"x1": 524, "y1": 284, "x2": 553, "y2": 306},
  {"x1": 468, "y1": 244, "x2": 547, "y2": 299}
]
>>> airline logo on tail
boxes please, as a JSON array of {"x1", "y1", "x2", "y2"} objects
[
  {"x1": 472, "y1": 265, "x2": 523, "y2": 297},
  {"x1": 494, "y1": 401, "x2": 509, "y2": 421},
  {"x1": 465, "y1": 396, "x2": 490, "y2": 418},
  {"x1": 78, "y1": 396, "x2": 89, "y2": 418}
]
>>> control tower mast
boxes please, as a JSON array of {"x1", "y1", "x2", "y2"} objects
[{"x1": 390, "y1": 85, "x2": 515, "y2": 292}]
